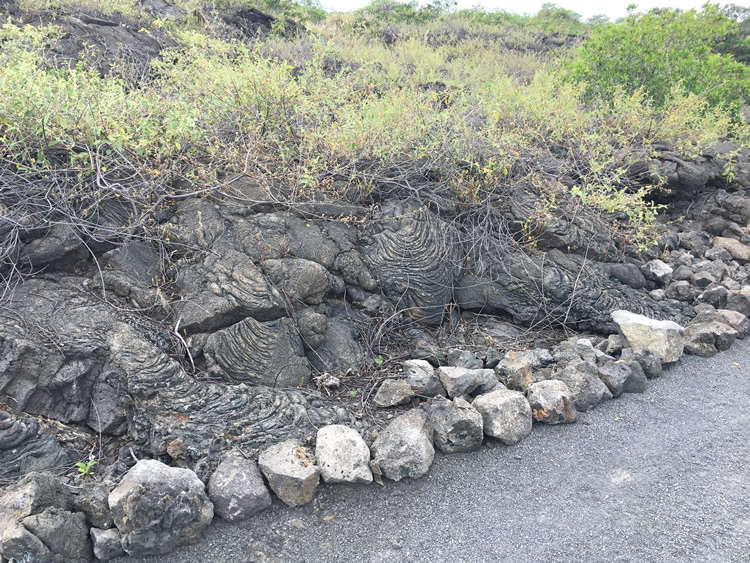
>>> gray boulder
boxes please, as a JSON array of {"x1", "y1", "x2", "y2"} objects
[
  {"x1": 684, "y1": 321, "x2": 738, "y2": 357},
  {"x1": 553, "y1": 360, "x2": 613, "y2": 411},
  {"x1": 371, "y1": 410, "x2": 434, "y2": 481},
  {"x1": 315, "y1": 425, "x2": 373, "y2": 485},
  {"x1": 208, "y1": 453, "x2": 272, "y2": 522},
  {"x1": 495, "y1": 349, "x2": 551, "y2": 391},
  {"x1": 258, "y1": 440, "x2": 320, "y2": 507},
  {"x1": 446, "y1": 348, "x2": 484, "y2": 369},
  {"x1": 109, "y1": 459, "x2": 214, "y2": 557},
  {"x1": 726, "y1": 287, "x2": 750, "y2": 317},
  {"x1": 712, "y1": 236, "x2": 750, "y2": 264},
  {"x1": 717, "y1": 309, "x2": 750, "y2": 338},
  {"x1": 620, "y1": 347, "x2": 663, "y2": 379},
  {"x1": 0, "y1": 521, "x2": 51, "y2": 562},
  {"x1": 21, "y1": 507, "x2": 92, "y2": 562},
  {"x1": 425, "y1": 397, "x2": 484, "y2": 453},
  {"x1": 698, "y1": 285, "x2": 729, "y2": 308},
  {"x1": 705, "y1": 245, "x2": 733, "y2": 262},
  {"x1": 437, "y1": 367, "x2": 498, "y2": 398},
  {"x1": 90, "y1": 527, "x2": 125, "y2": 561},
  {"x1": 74, "y1": 481, "x2": 114, "y2": 530},
  {"x1": 597, "y1": 360, "x2": 645, "y2": 397},
  {"x1": 671, "y1": 265, "x2": 693, "y2": 281},
  {"x1": 373, "y1": 379, "x2": 415, "y2": 408},
  {"x1": 404, "y1": 359, "x2": 445, "y2": 397},
  {"x1": 640, "y1": 259, "x2": 673, "y2": 284},
  {"x1": 611, "y1": 309, "x2": 685, "y2": 363},
  {"x1": 665, "y1": 280, "x2": 696, "y2": 302},
  {"x1": 0, "y1": 472, "x2": 85, "y2": 562},
  {"x1": 596, "y1": 361, "x2": 630, "y2": 397},
  {"x1": 307, "y1": 315, "x2": 365, "y2": 375},
  {"x1": 527, "y1": 380, "x2": 577, "y2": 424},
  {"x1": 622, "y1": 361, "x2": 648, "y2": 394},
  {"x1": 691, "y1": 271, "x2": 716, "y2": 288},
  {"x1": 597, "y1": 334, "x2": 628, "y2": 356},
  {"x1": 472, "y1": 388, "x2": 532, "y2": 445}
]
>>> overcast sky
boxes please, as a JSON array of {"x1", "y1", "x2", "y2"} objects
[{"x1": 319, "y1": 0, "x2": 746, "y2": 22}]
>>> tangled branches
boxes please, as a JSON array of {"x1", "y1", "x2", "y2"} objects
[{"x1": 0, "y1": 144, "x2": 174, "y2": 300}]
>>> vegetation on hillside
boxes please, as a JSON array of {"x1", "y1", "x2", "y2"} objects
[{"x1": 1, "y1": 0, "x2": 749, "y2": 287}]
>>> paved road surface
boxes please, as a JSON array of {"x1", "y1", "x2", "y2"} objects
[{"x1": 122, "y1": 338, "x2": 750, "y2": 563}]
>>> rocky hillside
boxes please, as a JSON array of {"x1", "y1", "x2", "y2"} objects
[{"x1": 2, "y1": 1, "x2": 750, "y2": 561}]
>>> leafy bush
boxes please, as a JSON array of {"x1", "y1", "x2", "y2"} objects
[
  {"x1": 568, "y1": 4, "x2": 750, "y2": 116},
  {"x1": 1, "y1": 0, "x2": 748, "y2": 276}
]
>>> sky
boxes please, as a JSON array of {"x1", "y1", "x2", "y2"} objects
[{"x1": 318, "y1": 0, "x2": 749, "y2": 22}]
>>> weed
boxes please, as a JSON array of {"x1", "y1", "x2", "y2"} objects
[{"x1": 75, "y1": 460, "x2": 98, "y2": 478}]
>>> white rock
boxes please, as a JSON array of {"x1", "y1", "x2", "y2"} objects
[
  {"x1": 371, "y1": 410, "x2": 434, "y2": 481},
  {"x1": 258, "y1": 440, "x2": 320, "y2": 507},
  {"x1": 207, "y1": 453, "x2": 272, "y2": 522},
  {"x1": 611, "y1": 309, "x2": 684, "y2": 363},
  {"x1": 437, "y1": 367, "x2": 497, "y2": 398},
  {"x1": 472, "y1": 389, "x2": 532, "y2": 445},
  {"x1": 640, "y1": 259, "x2": 673, "y2": 284},
  {"x1": 315, "y1": 425, "x2": 373, "y2": 485}
]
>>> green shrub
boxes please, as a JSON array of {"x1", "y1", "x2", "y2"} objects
[{"x1": 568, "y1": 4, "x2": 750, "y2": 116}]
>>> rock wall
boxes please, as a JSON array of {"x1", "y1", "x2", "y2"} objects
[{"x1": 2, "y1": 143, "x2": 750, "y2": 485}]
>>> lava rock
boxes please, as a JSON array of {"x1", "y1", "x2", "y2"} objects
[
  {"x1": 712, "y1": 237, "x2": 750, "y2": 264},
  {"x1": 90, "y1": 527, "x2": 125, "y2": 561},
  {"x1": 263, "y1": 258, "x2": 331, "y2": 305},
  {"x1": 726, "y1": 287, "x2": 750, "y2": 317},
  {"x1": 208, "y1": 453, "x2": 272, "y2": 522},
  {"x1": 403, "y1": 359, "x2": 446, "y2": 397},
  {"x1": 683, "y1": 321, "x2": 738, "y2": 357},
  {"x1": 705, "y1": 246, "x2": 733, "y2": 262},
  {"x1": 672, "y1": 265, "x2": 694, "y2": 281},
  {"x1": 204, "y1": 316, "x2": 311, "y2": 387},
  {"x1": 640, "y1": 259, "x2": 673, "y2": 284},
  {"x1": 296, "y1": 308, "x2": 328, "y2": 350},
  {"x1": 611, "y1": 309, "x2": 685, "y2": 363},
  {"x1": 425, "y1": 397, "x2": 484, "y2": 453},
  {"x1": 527, "y1": 380, "x2": 576, "y2": 424},
  {"x1": 371, "y1": 410, "x2": 434, "y2": 481},
  {"x1": 622, "y1": 360, "x2": 648, "y2": 393},
  {"x1": 619, "y1": 346, "x2": 663, "y2": 379},
  {"x1": 596, "y1": 361, "x2": 631, "y2": 397},
  {"x1": 495, "y1": 349, "x2": 550, "y2": 391},
  {"x1": 0, "y1": 411, "x2": 71, "y2": 481},
  {"x1": 698, "y1": 285, "x2": 729, "y2": 308},
  {"x1": 472, "y1": 388, "x2": 532, "y2": 445},
  {"x1": 374, "y1": 379, "x2": 415, "y2": 407},
  {"x1": 108, "y1": 459, "x2": 214, "y2": 557},
  {"x1": 598, "y1": 360, "x2": 646, "y2": 396},
  {"x1": 597, "y1": 334, "x2": 628, "y2": 356},
  {"x1": 258, "y1": 440, "x2": 320, "y2": 507},
  {"x1": 665, "y1": 280, "x2": 696, "y2": 302},
  {"x1": 717, "y1": 309, "x2": 750, "y2": 338},
  {"x1": 552, "y1": 360, "x2": 613, "y2": 411},
  {"x1": 315, "y1": 425, "x2": 373, "y2": 485},
  {"x1": 21, "y1": 507, "x2": 92, "y2": 562},
  {"x1": 446, "y1": 348, "x2": 484, "y2": 369},
  {"x1": 691, "y1": 271, "x2": 717, "y2": 288},
  {"x1": 437, "y1": 367, "x2": 498, "y2": 398},
  {"x1": 74, "y1": 481, "x2": 114, "y2": 530}
]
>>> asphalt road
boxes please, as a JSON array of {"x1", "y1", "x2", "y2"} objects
[{"x1": 121, "y1": 338, "x2": 750, "y2": 563}]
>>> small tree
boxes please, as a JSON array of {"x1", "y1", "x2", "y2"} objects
[{"x1": 568, "y1": 4, "x2": 750, "y2": 116}]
